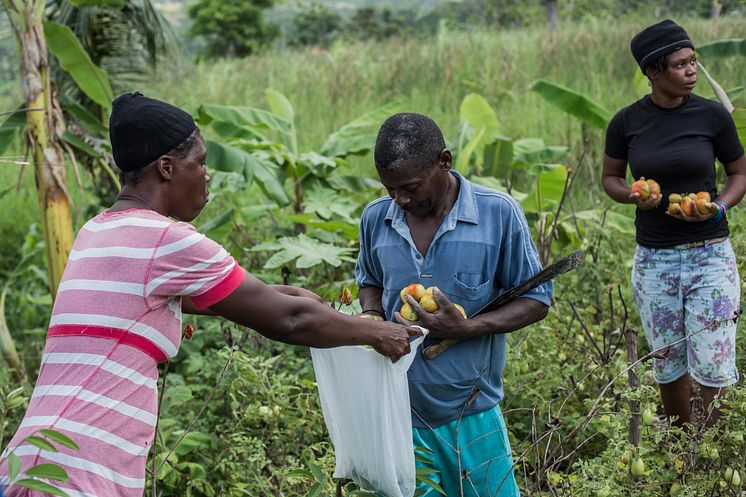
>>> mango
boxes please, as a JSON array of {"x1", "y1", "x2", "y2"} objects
[
  {"x1": 631, "y1": 458, "x2": 645, "y2": 478},
  {"x1": 419, "y1": 294, "x2": 439, "y2": 313},
  {"x1": 630, "y1": 178, "x2": 651, "y2": 200},
  {"x1": 647, "y1": 179, "x2": 660, "y2": 197},
  {"x1": 668, "y1": 193, "x2": 682, "y2": 203},
  {"x1": 400, "y1": 302, "x2": 418, "y2": 321},
  {"x1": 667, "y1": 203, "x2": 680, "y2": 214},
  {"x1": 695, "y1": 198, "x2": 710, "y2": 215},
  {"x1": 454, "y1": 303, "x2": 467, "y2": 319},
  {"x1": 696, "y1": 191, "x2": 711, "y2": 202},
  {"x1": 400, "y1": 283, "x2": 426, "y2": 304},
  {"x1": 680, "y1": 196, "x2": 694, "y2": 216}
]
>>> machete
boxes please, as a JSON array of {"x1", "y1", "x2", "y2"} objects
[{"x1": 423, "y1": 249, "x2": 585, "y2": 360}]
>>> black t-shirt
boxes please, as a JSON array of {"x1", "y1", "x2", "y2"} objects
[{"x1": 605, "y1": 94, "x2": 744, "y2": 248}]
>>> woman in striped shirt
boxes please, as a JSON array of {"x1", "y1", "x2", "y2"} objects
[{"x1": 0, "y1": 93, "x2": 419, "y2": 497}]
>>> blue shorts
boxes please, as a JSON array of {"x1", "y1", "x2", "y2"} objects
[
  {"x1": 631, "y1": 239, "x2": 740, "y2": 387},
  {"x1": 412, "y1": 404, "x2": 519, "y2": 497}
]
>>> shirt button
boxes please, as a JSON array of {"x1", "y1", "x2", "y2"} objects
[{"x1": 416, "y1": 254, "x2": 422, "y2": 260}]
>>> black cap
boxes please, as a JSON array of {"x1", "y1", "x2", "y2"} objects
[
  {"x1": 630, "y1": 19, "x2": 694, "y2": 73},
  {"x1": 109, "y1": 92, "x2": 197, "y2": 172}
]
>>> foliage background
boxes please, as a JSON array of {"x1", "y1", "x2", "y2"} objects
[{"x1": 1, "y1": 3, "x2": 746, "y2": 496}]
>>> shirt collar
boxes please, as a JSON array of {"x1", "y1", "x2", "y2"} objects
[{"x1": 383, "y1": 170, "x2": 480, "y2": 225}]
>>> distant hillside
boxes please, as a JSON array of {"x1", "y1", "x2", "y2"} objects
[{"x1": 154, "y1": 0, "x2": 448, "y2": 32}]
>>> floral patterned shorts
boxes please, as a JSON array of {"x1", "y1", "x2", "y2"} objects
[{"x1": 631, "y1": 238, "x2": 740, "y2": 387}]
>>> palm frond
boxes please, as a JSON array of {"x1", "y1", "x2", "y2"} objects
[{"x1": 46, "y1": 0, "x2": 179, "y2": 98}]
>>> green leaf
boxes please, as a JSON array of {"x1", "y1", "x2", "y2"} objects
[
  {"x1": 0, "y1": 106, "x2": 27, "y2": 156},
  {"x1": 697, "y1": 38, "x2": 746, "y2": 59},
  {"x1": 632, "y1": 69, "x2": 649, "y2": 98},
  {"x1": 414, "y1": 445, "x2": 435, "y2": 455},
  {"x1": 162, "y1": 385, "x2": 192, "y2": 410},
  {"x1": 15, "y1": 479, "x2": 70, "y2": 497},
  {"x1": 321, "y1": 101, "x2": 400, "y2": 158},
  {"x1": 308, "y1": 461, "x2": 324, "y2": 482},
  {"x1": 575, "y1": 209, "x2": 635, "y2": 236},
  {"x1": 43, "y1": 22, "x2": 113, "y2": 110},
  {"x1": 529, "y1": 79, "x2": 611, "y2": 130},
  {"x1": 521, "y1": 164, "x2": 568, "y2": 213},
  {"x1": 459, "y1": 93, "x2": 500, "y2": 139},
  {"x1": 302, "y1": 186, "x2": 359, "y2": 222},
  {"x1": 25, "y1": 463, "x2": 69, "y2": 482},
  {"x1": 197, "y1": 104, "x2": 291, "y2": 135},
  {"x1": 8, "y1": 452, "x2": 21, "y2": 479},
  {"x1": 264, "y1": 88, "x2": 295, "y2": 124},
  {"x1": 308, "y1": 482, "x2": 324, "y2": 497},
  {"x1": 62, "y1": 100, "x2": 107, "y2": 135},
  {"x1": 482, "y1": 137, "x2": 514, "y2": 178},
  {"x1": 183, "y1": 462, "x2": 207, "y2": 480},
  {"x1": 253, "y1": 234, "x2": 355, "y2": 269},
  {"x1": 173, "y1": 431, "x2": 211, "y2": 456},
  {"x1": 196, "y1": 208, "x2": 235, "y2": 234},
  {"x1": 205, "y1": 140, "x2": 290, "y2": 206},
  {"x1": 287, "y1": 215, "x2": 359, "y2": 240},
  {"x1": 416, "y1": 476, "x2": 446, "y2": 495},
  {"x1": 25, "y1": 436, "x2": 57, "y2": 452},
  {"x1": 326, "y1": 174, "x2": 380, "y2": 192},
  {"x1": 297, "y1": 151, "x2": 338, "y2": 177},
  {"x1": 67, "y1": 0, "x2": 124, "y2": 6},
  {"x1": 415, "y1": 467, "x2": 440, "y2": 476},
  {"x1": 513, "y1": 138, "x2": 568, "y2": 166},
  {"x1": 285, "y1": 469, "x2": 314, "y2": 480},
  {"x1": 733, "y1": 108, "x2": 746, "y2": 148},
  {"x1": 39, "y1": 430, "x2": 80, "y2": 451},
  {"x1": 62, "y1": 131, "x2": 101, "y2": 158},
  {"x1": 455, "y1": 127, "x2": 484, "y2": 171}
]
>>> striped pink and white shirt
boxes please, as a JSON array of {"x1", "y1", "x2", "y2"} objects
[{"x1": 0, "y1": 209, "x2": 245, "y2": 497}]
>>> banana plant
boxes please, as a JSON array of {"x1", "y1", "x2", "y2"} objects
[
  {"x1": 198, "y1": 92, "x2": 398, "y2": 214},
  {"x1": 1, "y1": 0, "x2": 78, "y2": 299},
  {"x1": 454, "y1": 92, "x2": 593, "y2": 263},
  {"x1": 696, "y1": 37, "x2": 745, "y2": 122}
]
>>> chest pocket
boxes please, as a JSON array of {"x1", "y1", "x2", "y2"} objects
[{"x1": 451, "y1": 272, "x2": 493, "y2": 303}]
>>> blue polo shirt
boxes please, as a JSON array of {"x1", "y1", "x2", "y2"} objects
[{"x1": 356, "y1": 171, "x2": 552, "y2": 427}]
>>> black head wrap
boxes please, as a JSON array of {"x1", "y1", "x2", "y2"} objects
[
  {"x1": 109, "y1": 92, "x2": 197, "y2": 172},
  {"x1": 630, "y1": 19, "x2": 694, "y2": 74}
]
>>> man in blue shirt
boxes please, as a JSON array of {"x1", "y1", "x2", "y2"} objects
[{"x1": 356, "y1": 113, "x2": 552, "y2": 497}]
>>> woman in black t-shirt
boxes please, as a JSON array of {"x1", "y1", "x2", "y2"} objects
[{"x1": 602, "y1": 20, "x2": 746, "y2": 428}]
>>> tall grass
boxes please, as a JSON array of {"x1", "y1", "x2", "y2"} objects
[
  {"x1": 0, "y1": 16, "x2": 744, "y2": 259},
  {"x1": 149, "y1": 17, "x2": 745, "y2": 154}
]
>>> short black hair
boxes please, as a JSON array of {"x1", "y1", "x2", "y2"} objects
[
  {"x1": 120, "y1": 129, "x2": 202, "y2": 186},
  {"x1": 643, "y1": 53, "x2": 669, "y2": 78},
  {"x1": 374, "y1": 113, "x2": 446, "y2": 171}
]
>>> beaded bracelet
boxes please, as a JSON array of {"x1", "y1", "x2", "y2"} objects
[
  {"x1": 713, "y1": 200, "x2": 729, "y2": 215},
  {"x1": 709, "y1": 200, "x2": 727, "y2": 222}
]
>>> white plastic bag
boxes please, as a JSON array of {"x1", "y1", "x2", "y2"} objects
[{"x1": 311, "y1": 330, "x2": 427, "y2": 497}]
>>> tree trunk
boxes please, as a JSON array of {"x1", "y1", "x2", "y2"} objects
[
  {"x1": 711, "y1": 1, "x2": 722, "y2": 18},
  {"x1": 545, "y1": 0, "x2": 558, "y2": 31},
  {"x1": 3, "y1": 0, "x2": 74, "y2": 299}
]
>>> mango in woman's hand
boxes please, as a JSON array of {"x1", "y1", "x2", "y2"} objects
[
  {"x1": 631, "y1": 178, "x2": 651, "y2": 200},
  {"x1": 646, "y1": 179, "x2": 660, "y2": 197},
  {"x1": 696, "y1": 198, "x2": 710, "y2": 215},
  {"x1": 680, "y1": 196, "x2": 694, "y2": 216}
]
